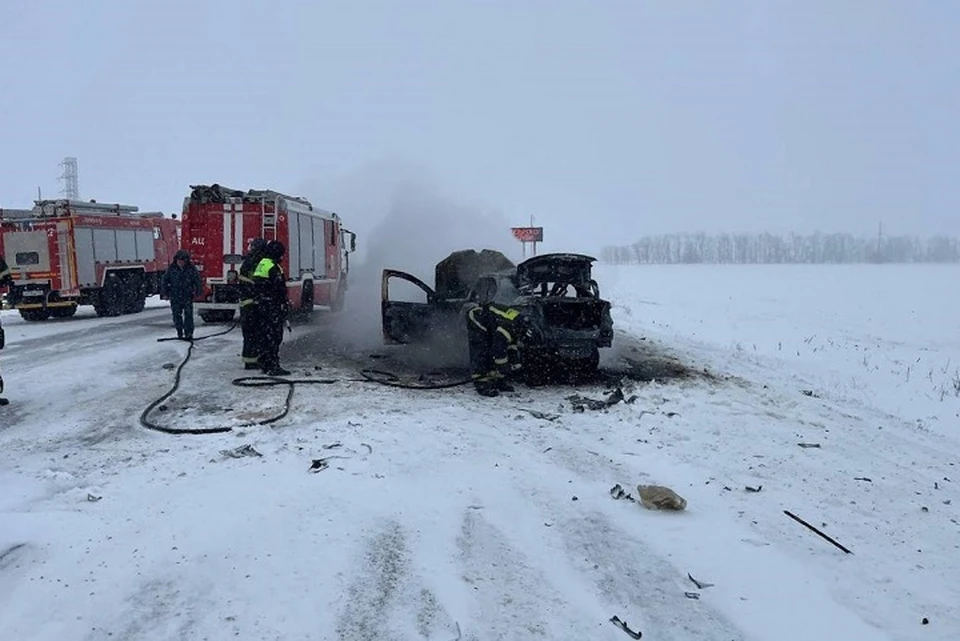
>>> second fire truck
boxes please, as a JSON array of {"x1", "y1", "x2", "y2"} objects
[
  {"x1": 0, "y1": 199, "x2": 180, "y2": 320},
  {"x1": 180, "y1": 184, "x2": 356, "y2": 323}
]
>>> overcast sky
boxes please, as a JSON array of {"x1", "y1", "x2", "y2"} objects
[{"x1": 1, "y1": 0, "x2": 957, "y2": 256}]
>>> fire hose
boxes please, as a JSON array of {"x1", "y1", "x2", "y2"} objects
[{"x1": 140, "y1": 326, "x2": 473, "y2": 436}]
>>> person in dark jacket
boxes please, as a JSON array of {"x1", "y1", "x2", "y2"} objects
[
  {"x1": 160, "y1": 249, "x2": 203, "y2": 340},
  {"x1": 238, "y1": 238, "x2": 267, "y2": 369},
  {"x1": 465, "y1": 297, "x2": 524, "y2": 397},
  {"x1": 0, "y1": 255, "x2": 12, "y2": 405},
  {"x1": 252, "y1": 240, "x2": 291, "y2": 376}
]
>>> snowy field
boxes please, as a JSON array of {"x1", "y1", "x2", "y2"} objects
[{"x1": 1, "y1": 263, "x2": 958, "y2": 641}]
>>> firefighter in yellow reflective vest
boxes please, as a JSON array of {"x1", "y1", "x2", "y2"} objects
[
  {"x1": 238, "y1": 238, "x2": 267, "y2": 370},
  {"x1": 466, "y1": 299, "x2": 523, "y2": 397},
  {"x1": 0, "y1": 254, "x2": 12, "y2": 406},
  {"x1": 252, "y1": 240, "x2": 291, "y2": 376}
]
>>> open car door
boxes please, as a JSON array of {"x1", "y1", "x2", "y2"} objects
[{"x1": 381, "y1": 269, "x2": 441, "y2": 344}]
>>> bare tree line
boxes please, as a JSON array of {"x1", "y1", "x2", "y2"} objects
[{"x1": 600, "y1": 232, "x2": 960, "y2": 265}]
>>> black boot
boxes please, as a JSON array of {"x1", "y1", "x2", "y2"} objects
[
  {"x1": 265, "y1": 366, "x2": 291, "y2": 376},
  {"x1": 474, "y1": 381, "x2": 499, "y2": 397},
  {"x1": 0, "y1": 398, "x2": 8, "y2": 406},
  {"x1": 495, "y1": 379, "x2": 515, "y2": 393}
]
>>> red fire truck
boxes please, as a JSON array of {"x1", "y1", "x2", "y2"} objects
[
  {"x1": 180, "y1": 184, "x2": 356, "y2": 323},
  {"x1": 0, "y1": 199, "x2": 180, "y2": 320}
]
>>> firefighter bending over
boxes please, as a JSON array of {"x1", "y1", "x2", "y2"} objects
[
  {"x1": 238, "y1": 238, "x2": 267, "y2": 370},
  {"x1": 252, "y1": 240, "x2": 291, "y2": 376},
  {"x1": 465, "y1": 283, "x2": 524, "y2": 397},
  {"x1": 0, "y1": 254, "x2": 13, "y2": 406},
  {"x1": 160, "y1": 250, "x2": 203, "y2": 340}
]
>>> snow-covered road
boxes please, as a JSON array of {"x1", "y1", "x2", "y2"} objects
[{"x1": 1, "y1": 265, "x2": 958, "y2": 641}]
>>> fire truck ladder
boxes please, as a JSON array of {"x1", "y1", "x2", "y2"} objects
[{"x1": 261, "y1": 197, "x2": 277, "y2": 240}]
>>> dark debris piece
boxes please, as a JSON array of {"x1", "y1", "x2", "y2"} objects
[
  {"x1": 610, "y1": 483, "x2": 637, "y2": 502},
  {"x1": 610, "y1": 615, "x2": 642, "y2": 639},
  {"x1": 567, "y1": 387, "x2": 633, "y2": 411},
  {"x1": 309, "y1": 459, "x2": 330, "y2": 473},
  {"x1": 688, "y1": 573, "x2": 715, "y2": 589},
  {"x1": 745, "y1": 485, "x2": 762, "y2": 493}
]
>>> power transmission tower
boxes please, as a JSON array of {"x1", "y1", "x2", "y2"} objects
[{"x1": 58, "y1": 157, "x2": 79, "y2": 200}]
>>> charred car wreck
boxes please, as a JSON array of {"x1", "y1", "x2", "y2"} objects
[{"x1": 381, "y1": 250, "x2": 614, "y2": 376}]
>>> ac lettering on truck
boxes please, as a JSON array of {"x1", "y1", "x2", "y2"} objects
[{"x1": 191, "y1": 237, "x2": 205, "y2": 246}]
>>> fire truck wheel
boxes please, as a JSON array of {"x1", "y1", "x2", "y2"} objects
[
  {"x1": 122, "y1": 275, "x2": 146, "y2": 314},
  {"x1": 297, "y1": 281, "x2": 314, "y2": 318},
  {"x1": 95, "y1": 274, "x2": 125, "y2": 317},
  {"x1": 18, "y1": 309, "x2": 51, "y2": 322},
  {"x1": 50, "y1": 305, "x2": 78, "y2": 319}
]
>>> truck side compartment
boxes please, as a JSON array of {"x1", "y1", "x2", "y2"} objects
[{"x1": 0, "y1": 200, "x2": 180, "y2": 320}]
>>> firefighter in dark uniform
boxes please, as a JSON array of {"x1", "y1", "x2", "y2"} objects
[
  {"x1": 252, "y1": 240, "x2": 291, "y2": 376},
  {"x1": 238, "y1": 238, "x2": 267, "y2": 370},
  {"x1": 465, "y1": 280, "x2": 524, "y2": 397},
  {"x1": 0, "y1": 254, "x2": 13, "y2": 406},
  {"x1": 160, "y1": 249, "x2": 203, "y2": 340}
]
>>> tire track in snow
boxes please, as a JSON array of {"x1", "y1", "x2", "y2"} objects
[
  {"x1": 454, "y1": 508, "x2": 601, "y2": 640},
  {"x1": 83, "y1": 576, "x2": 207, "y2": 641},
  {"x1": 335, "y1": 520, "x2": 456, "y2": 641}
]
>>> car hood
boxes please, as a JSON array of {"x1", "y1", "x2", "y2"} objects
[{"x1": 515, "y1": 253, "x2": 597, "y2": 287}]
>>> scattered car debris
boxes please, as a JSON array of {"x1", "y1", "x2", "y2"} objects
[
  {"x1": 610, "y1": 615, "x2": 642, "y2": 639},
  {"x1": 801, "y1": 389, "x2": 820, "y2": 398},
  {"x1": 665, "y1": 411, "x2": 680, "y2": 418},
  {"x1": 220, "y1": 444, "x2": 263, "y2": 459},
  {"x1": 568, "y1": 387, "x2": 633, "y2": 411},
  {"x1": 86, "y1": 493, "x2": 102, "y2": 502},
  {"x1": 745, "y1": 485, "x2": 762, "y2": 493},
  {"x1": 361, "y1": 443, "x2": 373, "y2": 455},
  {"x1": 524, "y1": 409, "x2": 561, "y2": 422},
  {"x1": 322, "y1": 442, "x2": 342, "y2": 450},
  {"x1": 610, "y1": 483, "x2": 636, "y2": 502},
  {"x1": 637, "y1": 484, "x2": 687, "y2": 511},
  {"x1": 309, "y1": 459, "x2": 330, "y2": 473},
  {"x1": 688, "y1": 573, "x2": 714, "y2": 589},
  {"x1": 784, "y1": 510, "x2": 852, "y2": 554},
  {"x1": 162, "y1": 363, "x2": 176, "y2": 370},
  {"x1": 854, "y1": 477, "x2": 873, "y2": 482},
  {"x1": 797, "y1": 442, "x2": 822, "y2": 449},
  {"x1": 684, "y1": 592, "x2": 701, "y2": 600}
]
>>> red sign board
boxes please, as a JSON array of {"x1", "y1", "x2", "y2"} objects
[{"x1": 511, "y1": 226, "x2": 543, "y2": 242}]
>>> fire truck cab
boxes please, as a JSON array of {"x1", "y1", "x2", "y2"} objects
[
  {"x1": 0, "y1": 200, "x2": 180, "y2": 320},
  {"x1": 180, "y1": 184, "x2": 355, "y2": 323}
]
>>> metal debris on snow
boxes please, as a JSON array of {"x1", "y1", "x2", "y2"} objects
[
  {"x1": 220, "y1": 444, "x2": 263, "y2": 459},
  {"x1": 684, "y1": 591, "x2": 701, "y2": 599},
  {"x1": 308, "y1": 459, "x2": 330, "y2": 473},
  {"x1": 797, "y1": 442, "x2": 822, "y2": 449},
  {"x1": 567, "y1": 387, "x2": 635, "y2": 412},
  {"x1": 610, "y1": 615, "x2": 642, "y2": 639},
  {"x1": 610, "y1": 483, "x2": 636, "y2": 502},
  {"x1": 745, "y1": 485, "x2": 762, "y2": 493},
  {"x1": 86, "y1": 493, "x2": 102, "y2": 502},
  {"x1": 688, "y1": 573, "x2": 715, "y2": 589},
  {"x1": 784, "y1": 509, "x2": 853, "y2": 554}
]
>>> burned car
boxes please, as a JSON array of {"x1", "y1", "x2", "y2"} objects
[{"x1": 381, "y1": 249, "x2": 614, "y2": 373}]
